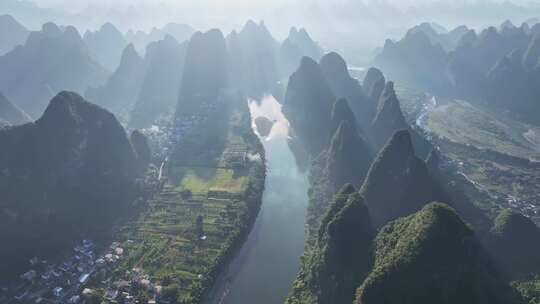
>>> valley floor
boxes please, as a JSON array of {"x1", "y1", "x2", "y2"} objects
[
  {"x1": 2, "y1": 96, "x2": 266, "y2": 304},
  {"x1": 397, "y1": 85, "x2": 540, "y2": 223}
]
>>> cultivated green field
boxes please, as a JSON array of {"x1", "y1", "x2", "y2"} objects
[{"x1": 88, "y1": 96, "x2": 266, "y2": 303}]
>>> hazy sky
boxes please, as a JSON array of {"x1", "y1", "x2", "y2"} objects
[{"x1": 29, "y1": 0, "x2": 537, "y2": 11}]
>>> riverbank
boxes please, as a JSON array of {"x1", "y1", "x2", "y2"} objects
[
  {"x1": 207, "y1": 96, "x2": 310, "y2": 304},
  {"x1": 78, "y1": 94, "x2": 266, "y2": 304}
]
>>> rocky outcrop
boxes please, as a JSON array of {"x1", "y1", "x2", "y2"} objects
[
  {"x1": 320, "y1": 52, "x2": 374, "y2": 129},
  {"x1": 85, "y1": 43, "x2": 146, "y2": 115},
  {"x1": 283, "y1": 56, "x2": 334, "y2": 155},
  {"x1": 287, "y1": 186, "x2": 375, "y2": 304},
  {"x1": 83, "y1": 22, "x2": 127, "y2": 71},
  {"x1": 130, "y1": 36, "x2": 187, "y2": 129},
  {"x1": 227, "y1": 20, "x2": 280, "y2": 98},
  {"x1": 360, "y1": 130, "x2": 441, "y2": 228}
]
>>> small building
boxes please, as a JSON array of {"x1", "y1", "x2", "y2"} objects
[
  {"x1": 21, "y1": 270, "x2": 36, "y2": 281},
  {"x1": 14, "y1": 291, "x2": 28, "y2": 301},
  {"x1": 104, "y1": 289, "x2": 119, "y2": 301},
  {"x1": 79, "y1": 273, "x2": 90, "y2": 285},
  {"x1": 82, "y1": 288, "x2": 94, "y2": 296},
  {"x1": 82, "y1": 240, "x2": 94, "y2": 249},
  {"x1": 53, "y1": 287, "x2": 63, "y2": 297}
]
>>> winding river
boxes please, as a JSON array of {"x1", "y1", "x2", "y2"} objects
[{"x1": 208, "y1": 95, "x2": 309, "y2": 304}]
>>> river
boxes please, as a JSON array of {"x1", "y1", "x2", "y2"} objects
[{"x1": 207, "y1": 95, "x2": 309, "y2": 304}]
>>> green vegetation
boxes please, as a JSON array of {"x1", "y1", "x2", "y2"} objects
[
  {"x1": 287, "y1": 186, "x2": 374, "y2": 304},
  {"x1": 397, "y1": 85, "x2": 540, "y2": 223},
  {"x1": 487, "y1": 209, "x2": 540, "y2": 279},
  {"x1": 360, "y1": 130, "x2": 442, "y2": 228},
  {"x1": 515, "y1": 278, "x2": 540, "y2": 304},
  {"x1": 175, "y1": 168, "x2": 249, "y2": 195},
  {"x1": 426, "y1": 100, "x2": 540, "y2": 160},
  {"x1": 88, "y1": 95, "x2": 266, "y2": 303},
  {"x1": 356, "y1": 203, "x2": 520, "y2": 304}
]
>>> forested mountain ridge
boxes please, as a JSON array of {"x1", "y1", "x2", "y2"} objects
[{"x1": 0, "y1": 91, "x2": 147, "y2": 281}]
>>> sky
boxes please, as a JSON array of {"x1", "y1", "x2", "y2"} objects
[
  {"x1": 26, "y1": 0, "x2": 539, "y2": 13},
  {"x1": 6, "y1": 0, "x2": 540, "y2": 64}
]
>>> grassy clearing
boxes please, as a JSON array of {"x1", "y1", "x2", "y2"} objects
[
  {"x1": 174, "y1": 168, "x2": 249, "y2": 195},
  {"x1": 425, "y1": 100, "x2": 540, "y2": 160},
  {"x1": 95, "y1": 95, "x2": 266, "y2": 303}
]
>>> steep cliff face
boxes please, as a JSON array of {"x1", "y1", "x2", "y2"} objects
[
  {"x1": 370, "y1": 82, "x2": 409, "y2": 149},
  {"x1": 362, "y1": 67, "x2": 385, "y2": 104},
  {"x1": 360, "y1": 130, "x2": 441, "y2": 228},
  {"x1": 320, "y1": 52, "x2": 374, "y2": 129},
  {"x1": 176, "y1": 29, "x2": 228, "y2": 117},
  {"x1": 83, "y1": 22, "x2": 128, "y2": 71},
  {"x1": 326, "y1": 120, "x2": 373, "y2": 192},
  {"x1": 85, "y1": 43, "x2": 146, "y2": 115},
  {"x1": 130, "y1": 35, "x2": 187, "y2": 129},
  {"x1": 280, "y1": 27, "x2": 323, "y2": 78},
  {"x1": 227, "y1": 20, "x2": 280, "y2": 98},
  {"x1": 283, "y1": 56, "x2": 334, "y2": 155},
  {"x1": 287, "y1": 186, "x2": 375, "y2": 304},
  {"x1": 305, "y1": 99, "x2": 373, "y2": 245}
]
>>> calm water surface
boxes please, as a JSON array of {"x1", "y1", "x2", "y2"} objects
[{"x1": 210, "y1": 95, "x2": 309, "y2": 304}]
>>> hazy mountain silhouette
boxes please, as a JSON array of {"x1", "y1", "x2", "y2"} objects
[
  {"x1": 126, "y1": 23, "x2": 195, "y2": 54},
  {"x1": 85, "y1": 43, "x2": 146, "y2": 115},
  {"x1": 320, "y1": 52, "x2": 374, "y2": 130},
  {"x1": 0, "y1": 22, "x2": 108, "y2": 118},
  {"x1": 280, "y1": 27, "x2": 324, "y2": 78},
  {"x1": 83, "y1": 22, "x2": 127, "y2": 71},
  {"x1": 0, "y1": 14, "x2": 28, "y2": 56},
  {"x1": 0, "y1": 92, "x2": 32, "y2": 126},
  {"x1": 130, "y1": 35, "x2": 187, "y2": 129},
  {"x1": 227, "y1": 20, "x2": 280, "y2": 99}
]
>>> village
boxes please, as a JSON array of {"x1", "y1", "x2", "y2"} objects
[{"x1": 1, "y1": 238, "x2": 170, "y2": 304}]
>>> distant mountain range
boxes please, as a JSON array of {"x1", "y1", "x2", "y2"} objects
[
  {"x1": 0, "y1": 22, "x2": 108, "y2": 118},
  {"x1": 0, "y1": 14, "x2": 29, "y2": 56},
  {"x1": 83, "y1": 22, "x2": 128, "y2": 71},
  {"x1": 374, "y1": 20, "x2": 540, "y2": 125}
]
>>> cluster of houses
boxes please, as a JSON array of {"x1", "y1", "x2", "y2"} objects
[
  {"x1": 6, "y1": 240, "x2": 126, "y2": 304},
  {"x1": 87, "y1": 267, "x2": 164, "y2": 304},
  {"x1": 505, "y1": 195, "x2": 540, "y2": 222}
]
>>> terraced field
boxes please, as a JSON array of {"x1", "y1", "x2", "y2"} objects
[{"x1": 89, "y1": 96, "x2": 266, "y2": 303}]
